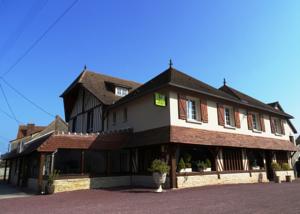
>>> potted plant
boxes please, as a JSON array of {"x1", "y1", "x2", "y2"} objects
[
  {"x1": 196, "y1": 161, "x2": 206, "y2": 172},
  {"x1": 281, "y1": 163, "x2": 292, "y2": 182},
  {"x1": 178, "y1": 158, "x2": 186, "y2": 173},
  {"x1": 251, "y1": 160, "x2": 260, "y2": 170},
  {"x1": 271, "y1": 162, "x2": 281, "y2": 183},
  {"x1": 204, "y1": 159, "x2": 212, "y2": 172},
  {"x1": 149, "y1": 159, "x2": 170, "y2": 192},
  {"x1": 183, "y1": 153, "x2": 192, "y2": 172},
  {"x1": 46, "y1": 170, "x2": 59, "y2": 194}
]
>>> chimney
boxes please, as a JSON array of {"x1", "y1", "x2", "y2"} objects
[{"x1": 26, "y1": 123, "x2": 35, "y2": 136}]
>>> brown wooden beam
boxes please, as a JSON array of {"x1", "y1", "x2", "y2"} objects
[
  {"x1": 38, "y1": 153, "x2": 45, "y2": 194},
  {"x1": 17, "y1": 158, "x2": 23, "y2": 186},
  {"x1": 169, "y1": 144, "x2": 177, "y2": 189},
  {"x1": 3, "y1": 160, "x2": 7, "y2": 181},
  {"x1": 80, "y1": 150, "x2": 85, "y2": 175},
  {"x1": 7, "y1": 160, "x2": 12, "y2": 184}
]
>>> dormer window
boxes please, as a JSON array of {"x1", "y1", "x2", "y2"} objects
[{"x1": 115, "y1": 87, "x2": 128, "y2": 97}]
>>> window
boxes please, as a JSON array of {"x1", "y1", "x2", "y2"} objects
[
  {"x1": 112, "y1": 112, "x2": 117, "y2": 125},
  {"x1": 252, "y1": 113, "x2": 261, "y2": 131},
  {"x1": 115, "y1": 87, "x2": 128, "y2": 97},
  {"x1": 224, "y1": 106, "x2": 235, "y2": 127},
  {"x1": 72, "y1": 117, "x2": 77, "y2": 133},
  {"x1": 87, "y1": 110, "x2": 94, "y2": 133},
  {"x1": 273, "y1": 118, "x2": 282, "y2": 134},
  {"x1": 123, "y1": 108, "x2": 127, "y2": 122},
  {"x1": 186, "y1": 99, "x2": 197, "y2": 121}
]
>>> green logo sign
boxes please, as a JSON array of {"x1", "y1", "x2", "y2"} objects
[{"x1": 154, "y1": 93, "x2": 166, "y2": 107}]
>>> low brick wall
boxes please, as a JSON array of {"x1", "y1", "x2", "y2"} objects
[
  {"x1": 177, "y1": 171, "x2": 268, "y2": 188},
  {"x1": 275, "y1": 170, "x2": 295, "y2": 182}
]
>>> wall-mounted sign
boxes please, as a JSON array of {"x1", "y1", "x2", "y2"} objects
[{"x1": 154, "y1": 93, "x2": 167, "y2": 107}]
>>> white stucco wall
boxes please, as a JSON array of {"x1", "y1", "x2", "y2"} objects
[
  {"x1": 106, "y1": 90, "x2": 170, "y2": 132},
  {"x1": 169, "y1": 90, "x2": 293, "y2": 141}
]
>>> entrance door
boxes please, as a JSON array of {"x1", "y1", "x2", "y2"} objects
[{"x1": 265, "y1": 151, "x2": 274, "y2": 181}]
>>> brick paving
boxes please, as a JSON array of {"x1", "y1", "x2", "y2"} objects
[{"x1": 0, "y1": 182, "x2": 300, "y2": 214}]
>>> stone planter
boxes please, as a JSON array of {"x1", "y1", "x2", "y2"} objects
[
  {"x1": 252, "y1": 166, "x2": 260, "y2": 170},
  {"x1": 152, "y1": 172, "x2": 167, "y2": 193},
  {"x1": 46, "y1": 183, "x2": 55, "y2": 194},
  {"x1": 203, "y1": 167, "x2": 211, "y2": 172},
  {"x1": 179, "y1": 168, "x2": 192, "y2": 173},
  {"x1": 274, "y1": 175, "x2": 281, "y2": 183},
  {"x1": 286, "y1": 175, "x2": 292, "y2": 183}
]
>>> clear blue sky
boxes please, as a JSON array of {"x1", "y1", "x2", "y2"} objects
[{"x1": 0, "y1": 0, "x2": 299, "y2": 154}]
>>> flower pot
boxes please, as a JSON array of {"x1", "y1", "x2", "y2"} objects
[
  {"x1": 179, "y1": 168, "x2": 192, "y2": 173},
  {"x1": 153, "y1": 172, "x2": 167, "y2": 193},
  {"x1": 252, "y1": 166, "x2": 260, "y2": 170},
  {"x1": 204, "y1": 168, "x2": 211, "y2": 172},
  {"x1": 286, "y1": 175, "x2": 292, "y2": 183},
  {"x1": 274, "y1": 175, "x2": 281, "y2": 184},
  {"x1": 46, "y1": 184, "x2": 55, "y2": 194}
]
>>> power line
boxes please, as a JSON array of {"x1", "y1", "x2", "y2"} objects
[
  {"x1": 0, "y1": 0, "x2": 49, "y2": 62},
  {"x1": 0, "y1": 106, "x2": 22, "y2": 124},
  {"x1": 1, "y1": 0, "x2": 80, "y2": 77},
  {"x1": 0, "y1": 83, "x2": 20, "y2": 124},
  {"x1": 0, "y1": 77, "x2": 55, "y2": 118}
]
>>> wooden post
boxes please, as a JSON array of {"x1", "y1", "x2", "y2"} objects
[
  {"x1": 3, "y1": 160, "x2": 8, "y2": 181},
  {"x1": 169, "y1": 144, "x2": 177, "y2": 189},
  {"x1": 106, "y1": 151, "x2": 111, "y2": 176},
  {"x1": 17, "y1": 158, "x2": 23, "y2": 186},
  {"x1": 80, "y1": 150, "x2": 85, "y2": 175},
  {"x1": 8, "y1": 160, "x2": 12, "y2": 184},
  {"x1": 38, "y1": 153, "x2": 45, "y2": 194}
]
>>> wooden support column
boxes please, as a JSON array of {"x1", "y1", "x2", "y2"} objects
[
  {"x1": 80, "y1": 150, "x2": 85, "y2": 175},
  {"x1": 3, "y1": 160, "x2": 8, "y2": 181},
  {"x1": 169, "y1": 144, "x2": 177, "y2": 189},
  {"x1": 106, "y1": 151, "x2": 111, "y2": 176},
  {"x1": 8, "y1": 160, "x2": 12, "y2": 184},
  {"x1": 38, "y1": 153, "x2": 45, "y2": 194},
  {"x1": 17, "y1": 158, "x2": 23, "y2": 186}
]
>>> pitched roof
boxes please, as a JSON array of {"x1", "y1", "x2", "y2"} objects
[
  {"x1": 110, "y1": 67, "x2": 293, "y2": 118},
  {"x1": 219, "y1": 85, "x2": 292, "y2": 118},
  {"x1": 16, "y1": 124, "x2": 46, "y2": 139},
  {"x1": 60, "y1": 70, "x2": 141, "y2": 105},
  {"x1": 267, "y1": 101, "x2": 297, "y2": 134}
]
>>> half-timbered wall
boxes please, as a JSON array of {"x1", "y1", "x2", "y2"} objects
[{"x1": 68, "y1": 88, "x2": 102, "y2": 133}]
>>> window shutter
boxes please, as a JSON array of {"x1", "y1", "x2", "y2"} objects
[
  {"x1": 200, "y1": 99, "x2": 208, "y2": 123},
  {"x1": 247, "y1": 112, "x2": 253, "y2": 130},
  {"x1": 270, "y1": 117, "x2": 275, "y2": 134},
  {"x1": 217, "y1": 104, "x2": 225, "y2": 126},
  {"x1": 259, "y1": 114, "x2": 265, "y2": 132},
  {"x1": 280, "y1": 120, "x2": 285, "y2": 135},
  {"x1": 234, "y1": 108, "x2": 240, "y2": 128},
  {"x1": 178, "y1": 94, "x2": 187, "y2": 120}
]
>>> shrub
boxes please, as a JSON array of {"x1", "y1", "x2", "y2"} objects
[
  {"x1": 48, "y1": 170, "x2": 59, "y2": 185},
  {"x1": 185, "y1": 162, "x2": 192, "y2": 168},
  {"x1": 281, "y1": 163, "x2": 291, "y2": 170},
  {"x1": 271, "y1": 162, "x2": 281, "y2": 171},
  {"x1": 205, "y1": 159, "x2": 211, "y2": 168},
  {"x1": 183, "y1": 153, "x2": 192, "y2": 164},
  {"x1": 178, "y1": 158, "x2": 186, "y2": 171},
  {"x1": 196, "y1": 161, "x2": 206, "y2": 170},
  {"x1": 148, "y1": 159, "x2": 170, "y2": 174}
]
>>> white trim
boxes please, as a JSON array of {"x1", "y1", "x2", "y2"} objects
[{"x1": 24, "y1": 131, "x2": 54, "y2": 145}]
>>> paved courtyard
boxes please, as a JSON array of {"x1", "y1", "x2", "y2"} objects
[
  {"x1": 0, "y1": 182, "x2": 300, "y2": 214},
  {"x1": 0, "y1": 181, "x2": 33, "y2": 200}
]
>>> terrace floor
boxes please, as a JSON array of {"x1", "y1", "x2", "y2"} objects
[{"x1": 1, "y1": 181, "x2": 300, "y2": 214}]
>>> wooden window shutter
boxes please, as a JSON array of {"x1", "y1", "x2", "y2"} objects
[
  {"x1": 280, "y1": 120, "x2": 285, "y2": 135},
  {"x1": 234, "y1": 108, "x2": 240, "y2": 128},
  {"x1": 217, "y1": 104, "x2": 225, "y2": 126},
  {"x1": 270, "y1": 116, "x2": 275, "y2": 134},
  {"x1": 178, "y1": 94, "x2": 187, "y2": 120},
  {"x1": 247, "y1": 112, "x2": 253, "y2": 130},
  {"x1": 259, "y1": 114, "x2": 265, "y2": 132},
  {"x1": 200, "y1": 99, "x2": 208, "y2": 123}
]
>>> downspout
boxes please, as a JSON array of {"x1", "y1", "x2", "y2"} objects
[{"x1": 51, "y1": 150, "x2": 58, "y2": 173}]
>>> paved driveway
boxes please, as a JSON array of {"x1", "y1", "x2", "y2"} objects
[
  {"x1": 0, "y1": 181, "x2": 33, "y2": 200},
  {"x1": 0, "y1": 182, "x2": 300, "y2": 214}
]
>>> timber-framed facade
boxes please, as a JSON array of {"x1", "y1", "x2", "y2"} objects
[{"x1": 1, "y1": 66, "x2": 298, "y2": 193}]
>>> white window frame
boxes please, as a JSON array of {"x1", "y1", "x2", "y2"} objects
[
  {"x1": 224, "y1": 105, "x2": 235, "y2": 128},
  {"x1": 115, "y1": 87, "x2": 129, "y2": 97},
  {"x1": 186, "y1": 97, "x2": 201, "y2": 123},
  {"x1": 252, "y1": 112, "x2": 261, "y2": 132}
]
